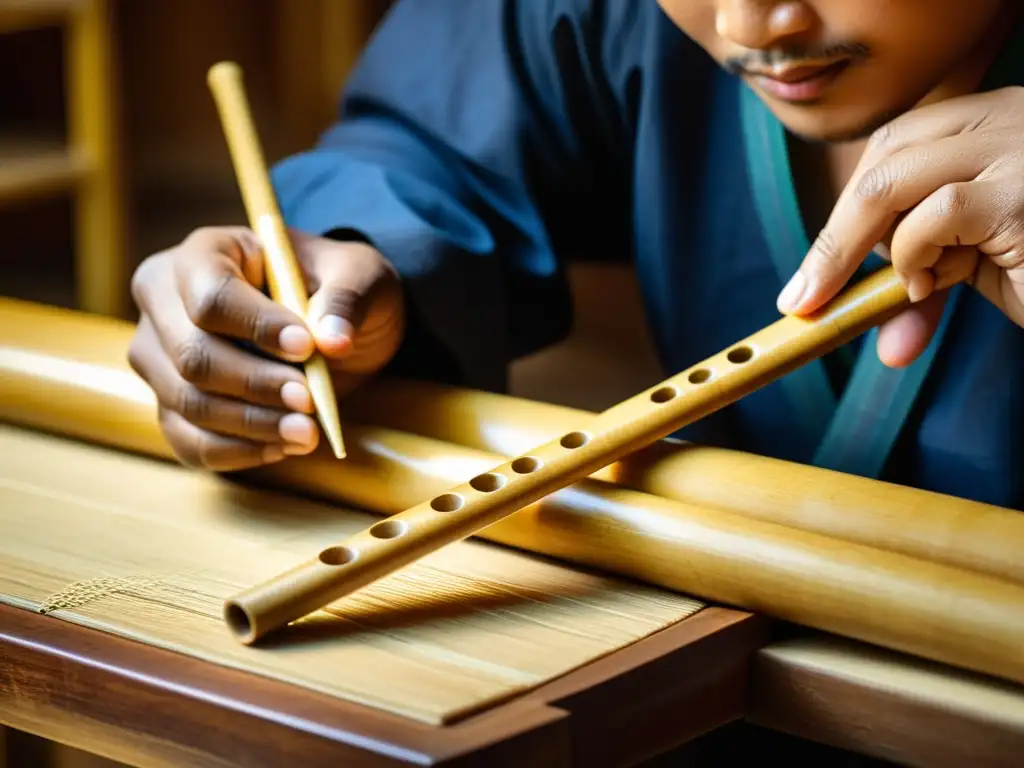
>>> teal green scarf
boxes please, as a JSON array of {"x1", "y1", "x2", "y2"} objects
[{"x1": 739, "y1": 25, "x2": 1024, "y2": 478}]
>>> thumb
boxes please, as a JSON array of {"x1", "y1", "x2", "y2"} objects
[{"x1": 302, "y1": 238, "x2": 394, "y2": 360}]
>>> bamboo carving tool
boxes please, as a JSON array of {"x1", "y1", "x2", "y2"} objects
[
  {"x1": 207, "y1": 61, "x2": 345, "y2": 459},
  {"x1": 224, "y1": 265, "x2": 916, "y2": 643}
]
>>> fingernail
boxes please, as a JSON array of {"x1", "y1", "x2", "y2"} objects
[
  {"x1": 279, "y1": 325, "x2": 313, "y2": 356},
  {"x1": 318, "y1": 315, "x2": 354, "y2": 348},
  {"x1": 907, "y1": 274, "x2": 930, "y2": 303},
  {"x1": 777, "y1": 272, "x2": 807, "y2": 313},
  {"x1": 262, "y1": 445, "x2": 285, "y2": 463},
  {"x1": 280, "y1": 381, "x2": 312, "y2": 413},
  {"x1": 279, "y1": 413, "x2": 317, "y2": 446}
]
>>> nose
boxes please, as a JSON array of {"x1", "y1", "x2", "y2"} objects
[{"x1": 715, "y1": 1, "x2": 815, "y2": 50}]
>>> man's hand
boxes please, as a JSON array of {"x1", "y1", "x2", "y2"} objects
[
  {"x1": 777, "y1": 86, "x2": 1024, "y2": 367},
  {"x1": 128, "y1": 227, "x2": 404, "y2": 472}
]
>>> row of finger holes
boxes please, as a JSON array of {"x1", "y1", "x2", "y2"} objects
[
  {"x1": 320, "y1": 344, "x2": 751, "y2": 567},
  {"x1": 318, "y1": 430, "x2": 594, "y2": 565},
  {"x1": 649, "y1": 345, "x2": 754, "y2": 404},
  {"x1": 420, "y1": 431, "x2": 589, "y2": 522}
]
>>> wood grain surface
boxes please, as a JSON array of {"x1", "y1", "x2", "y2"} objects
[
  {"x1": 749, "y1": 634, "x2": 1024, "y2": 768},
  {"x1": 0, "y1": 600, "x2": 765, "y2": 767},
  {"x1": 3, "y1": 297, "x2": 1024, "y2": 689},
  {"x1": 0, "y1": 423, "x2": 703, "y2": 726}
]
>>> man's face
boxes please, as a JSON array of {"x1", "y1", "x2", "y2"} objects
[{"x1": 658, "y1": 0, "x2": 1010, "y2": 142}]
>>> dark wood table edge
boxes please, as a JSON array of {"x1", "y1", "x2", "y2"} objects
[
  {"x1": 747, "y1": 633, "x2": 1024, "y2": 768},
  {"x1": 0, "y1": 602, "x2": 768, "y2": 767}
]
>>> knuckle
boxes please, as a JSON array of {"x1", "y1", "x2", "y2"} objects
[
  {"x1": 194, "y1": 434, "x2": 220, "y2": 470},
  {"x1": 174, "y1": 331, "x2": 212, "y2": 384},
  {"x1": 188, "y1": 271, "x2": 235, "y2": 329},
  {"x1": 175, "y1": 383, "x2": 212, "y2": 423},
  {"x1": 933, "y1": 184, "x2": 968, "y2": 218},
  {"x1": 866, "y1": 121, "x2": 897, "y2": 153},
  {"x1": 249, "y1": 308, "x2": 277, "y2": 346},
  {"x1": 184, "y1": 226, "x2": 226, "y2": 247},
  {"x1": 242, "y1": 365, "x2": 276, "y2": 401},
  {"x1": 128, "y1": 253, "x2": 165, "y2": 311},
  {"x1": 126, "y1": 334, "x2": 146, "y2": 377},
  {"x1": 159, "y1": 409, "x2": 201, "y2": 468},
  {"x1": 808, "y1": 229, "x2": 844, "y2": 269},
  {"x1": 855, "y1": 162, "x2": 904, "y2": 204},
  {"x1": 241, "y1": 404, "x2": 262, "y2": 435}
]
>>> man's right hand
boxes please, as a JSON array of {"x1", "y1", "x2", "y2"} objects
[{"x1": 128, "y1": 226, "x2": 404, "y2": 472}]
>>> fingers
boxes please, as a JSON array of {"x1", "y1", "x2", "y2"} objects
[
  {"x1": 889, "y1": 181, "x2": 1005, "y2": 302},
  {"x1": 174, "y1": 251, "x2": 316, "y2": 364},
  {"x1": 302, "y1": 239, "x2": 404, "y2": 367},
  {"x1": 159, "y1": 407, "x2": 285, "y2": 472},
  {"x1": 144, "y1": 287, "x2": 314, "y2": 411},
  {"x1": 854, "y1": 90, "x2": 999, "y2": 170},
  {"x1": 129, "y1": 315, "x2": 321, "y2": 470},
  {"x1": 875, "y1": 290, "x2": 949, "y2": 368},
  {"x1": 971, "y1": 255, "x2": 1024, "y2": 328},
  {"x1": 779, "y1": 133, "x2": 994, "y2": 315}
]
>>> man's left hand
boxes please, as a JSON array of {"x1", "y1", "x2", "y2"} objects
[{"x1": 777, "y1": 86, "x2": 1024, "y2": 367}]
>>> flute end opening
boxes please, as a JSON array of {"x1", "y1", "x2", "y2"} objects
[{"x1": 224, "y1": 600, "x2": 258, "y2": 645}]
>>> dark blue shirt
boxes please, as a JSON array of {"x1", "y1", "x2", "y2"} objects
[{"x1": 272, "y1": 0, "x2": 1024, "y2": 509}]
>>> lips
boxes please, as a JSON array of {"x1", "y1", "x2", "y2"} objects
[{"x1": 747, "y1": 59, "x2": 851, "y2": 102}]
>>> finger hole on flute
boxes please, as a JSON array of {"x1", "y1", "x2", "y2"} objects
[
  {"x1": 369, "y1": 519, "x2": 408, "y2": 539},
  {"x1": 319, "y1": 545, "x2": 359, "y2": 566},
  {"x1": 511, "y1": 456, "x2": 543, "y2": 474},
  {"x1": 687, "y1": 368, "x2": 712, "y2": 384},
  {"x1": 469, "y1": 472, "x2": 507, "y2": 492},
  {"x1": 430, "y1": 492, "x2": 465, "y2": 512},
  {"x1": 650, "y1": 386, "x2": 678, "y2": 403},
  {"x1": 726, "y1": 345, "x2": 755, "y2": 364},
  {"x1": 559, "y1": 431, "x2": 590, "y2": 449}
]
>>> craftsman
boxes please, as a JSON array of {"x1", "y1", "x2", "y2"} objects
[{"x1": 126, "y1": 0, "x2": 1024, "y2": 509}]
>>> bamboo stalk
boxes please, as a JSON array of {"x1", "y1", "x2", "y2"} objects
[
  {"x1": 3, "y1": 297, "x2": 1024, "y2": 685},
  {"x1": 223, "y1": 267, "x2": 916, "y2": 639}
]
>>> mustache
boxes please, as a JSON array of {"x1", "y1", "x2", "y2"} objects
[{"x1": 723, "y1": 42, "x2": 869, "y2": 75}]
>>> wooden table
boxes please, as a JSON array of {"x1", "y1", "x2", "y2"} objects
[
  {"x1": 0, "y1": 422, "x2": 770, "y2": 767},
  {"x1": 1, "y1": 603, "x2": 766, "y2": 767},
  {"x1": 750, "y1": 632, "x2": 1024, "y2": 767}
]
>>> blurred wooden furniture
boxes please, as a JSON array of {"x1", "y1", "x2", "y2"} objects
[
  {"x1": 274, "y1": 0, "x2": 392, "y2": 152},
  {"x1": 0, "y1": 0, "x2": 125, "y2": 317}
]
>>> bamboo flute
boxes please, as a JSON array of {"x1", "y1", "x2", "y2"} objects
[
  {"x1": 3, "y1": 295, "x2": 1023, "y2": 591},
  {"x1": 223, "y1": 266, "x2": 928, "y2": 640},
  {"x1": 4, "y1": 298, "x2": 1024, "y2": 684},
  {"x1": 206, "y1": 61, "x2": 345, "y2": 459},
  {"x1": 345, "y1": 379, "x2": 1024, "y2": 587}
]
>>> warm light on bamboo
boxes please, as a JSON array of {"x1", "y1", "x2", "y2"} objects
[
  {"x1": 5, "y1": 296, "x2": 1024, "y2": 686},
  {"x1": 207, "y1": 60, "x2": 345, "y2": 459},
  {"x1": 226, "y1": 267, "x2": 912, "y2": 641}
]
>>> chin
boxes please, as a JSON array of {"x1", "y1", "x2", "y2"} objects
[{"x1": 763, "y1": 99, "x2": 908, "y2": 144}]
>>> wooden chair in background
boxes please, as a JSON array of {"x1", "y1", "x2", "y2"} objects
[{"x1": 0, "y1": 0, "x2": 126, "y2": 318}]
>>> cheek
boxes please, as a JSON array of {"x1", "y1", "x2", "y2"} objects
[{"x1": 656, "y1": 0, "x2": 719, "y2": 52}]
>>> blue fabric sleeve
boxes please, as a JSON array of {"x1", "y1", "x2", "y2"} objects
[{"x1": 271, "y1": 0, "x2": 635, "y2": 391}]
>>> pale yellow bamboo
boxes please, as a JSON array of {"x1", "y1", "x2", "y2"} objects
[
  {"x1": 225, "y1": 268, "x2": 922, "y2": 637},
  {"x1": 7, "y1": 299, "x2": 1024, "y2": 685},
  {"x1": 3, "y1": 295, "x2": 1024, "y2": 594},
  {"x1": 207, "y1": 61, "x2": 345, "y2": 459},
  {"x1": 345, "y1": 379, "x2": 1024, "y2": 587}
]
